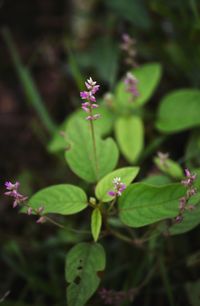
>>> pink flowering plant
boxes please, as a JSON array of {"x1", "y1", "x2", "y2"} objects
[{"x1": 4, "y1": 36, "x2": 200, "y2": 306}]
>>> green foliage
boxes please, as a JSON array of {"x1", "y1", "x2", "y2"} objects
[
  {"x1": 119, "y1": 183, "x2": 186, "y2": 227},
  {"x1": 169, "y1": 204, "x2": 200, "y2": 235},
  {"x1": 115, "y1": 63, "x2": 162, "y2": 110},
  {"x1": 65, "y1": 117, "x2": 119, "y2": 183},
  {"x1": 185, "y1": 130, "x2": 200, "y2": 169},
  {"x1": 154, "y1": 156, "x2": 184, "y2": 179},
  {"x1": 95, "y1": 167, "x2": 139, "y2": 202},
  {"x1": 28, "y1": 184, "x2": 88, "y2": 215},
  {"x1": 91, "y1": 208, "x2": 102, "y2": 242},
  {"x1": 104, "y1": 0, "x2": 152, "y2": 29},
  {"x1": 48, "y1": 104, "x2": 115, "y2": 153},
  {"x1": 115, "y1": 116, "x2": 144, "y2": 163},
  {"x1": 65, "y1": 242, "x2": 106, "y2": 306},
  {"x1": 156, "y1": 89, "x2": 200, "y2": 133},
  {"x1": 143, "y1": 174, "x2": 172, "y2": 186}
]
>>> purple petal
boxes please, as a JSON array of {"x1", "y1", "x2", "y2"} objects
[
  {"x1": 108, "y1": 191, "x2": 116, "y2": 197},
  {"x1": 80, "y1": 91, "x2": 89, "y2": 99}
]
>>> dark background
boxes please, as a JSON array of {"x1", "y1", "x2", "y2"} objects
[{"x1": 1, "y1": 0, "x2": 200, "y2": 305}]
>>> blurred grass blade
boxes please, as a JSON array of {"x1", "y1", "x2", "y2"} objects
[
  {"x1": 159, "y1": 255, "x2": 175, "y2": 306},
  {"x1": 64, "y1": 41, "x2": 84, "y2": 91},
  {"x1": 2, "y1": 28, "x2": 57, "y2": 134}
]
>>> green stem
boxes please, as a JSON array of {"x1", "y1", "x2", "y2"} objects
[
  {"x1": 22, "y1": 202, "x2": 90, "y2": 235},
  {"x1": 159, "y1": 255, "x2": 176, "y2": 306},
  {"x1": 89, "y1": 110, "x2": 98, "y2": 178},
  {"x1": 108, "y1": 198, "x2": 117, "y2": 212}
]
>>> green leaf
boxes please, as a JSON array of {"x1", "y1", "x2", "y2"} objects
[
  {"x1": 156, "y1": 89, "x2": 200, "y2": 133},
  {"x1": 28, "y1": 184, "x2": 87, "y2": 215},
  {"x1": 65, "y1": 242, "x2": 106, "y2": 306},
  {"x1": 115, "y1": 116, "x2": 144, "y2": 163},
  {"x1": 105, "y1": 0, "x2": 151, "y2": 30},
  {"x1": 65, "y1": 117, "x2": 119, "y2": 183},
  {"x1": 48, "y1": 103, "x2": 114, "y2": 153},
  {"x1": 91, "y1": 208, "x2": 102, "y2": 242},
  {"x1": 154, "y1": 156, "x2": 184, "y2": 179},
  {"x1": 48, "y1": 120, "x2": 69, "y2": 153},
  {"x1": 169, "y1": 204, "x2": 200, "y2": 235},
  {"x1": 143, "y1": 174, "x2": 172, "y2": 186},
  {"x1": 95, "y1": 167, "x2": 139, "y2": 202},
  {"x1": 119, "y1": 183, "x2": 186, "y2": 227},
  {"x1": 115, "y1": 63, "x2": 162, "y2": 110}
]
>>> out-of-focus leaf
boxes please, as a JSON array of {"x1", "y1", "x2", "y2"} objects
[
  {"x1": 115, "y1": 116, "x2": 144, "y2": 163},
  {"x1": 154, "y1": 156, "x2": 183, "y2": 179},
  {"x1": 143, "y1": 174, "x2": 172, "y2": 186},
  {"x1": 156, "y1": 89, "x2": 200, "y2": 133},
  {"x1": 105, "y1": 0, "x2": 152, "y2": 29},
  {"x1": 115, "y1": 63, "x2": 162, "y2": 110}
]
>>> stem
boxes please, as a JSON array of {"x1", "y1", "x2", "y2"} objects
[
  {"x1": 159, "y1": 255, "x2": 176, "y2": 306},
  {"x1": 22, "y1": 202, "x2": 90, "y2": 235},
  {"x1": 108, "y1": 198, "x2": 117, "y2": 212},
  {"x1": 110, "y1": 229, "x2": 144, "y2": 248},
  {"x1": 89, "y1": 110, "x2": 98, "y2": 178}
]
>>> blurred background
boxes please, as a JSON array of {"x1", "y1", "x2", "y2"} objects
[{"x1": 1, "y1": 0, "x2": 200, "y2": 305}]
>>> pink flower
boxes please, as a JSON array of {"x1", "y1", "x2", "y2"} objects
[
  {"x1": 181, "y1": 168, "x2": 196, "y2": 187},
  {"x1": 4, "y1": 181, "x2": 28, "y2": 208},
  {"x1": 108, "y1": 177, "x2": 126, "y2": 197},
  {"x1": 80, "y1": 77, "x2": 100, "y2": 120},
  {"x1": 124, "y1": 72, "x2": 139, "y2": 99},
  {"x1": 36, "y1": 216, "x2": 46, "y2": 224}
]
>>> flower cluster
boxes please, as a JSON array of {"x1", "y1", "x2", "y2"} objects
[
  {"x1": 175, "y1": 169, "x2": 197, "y2": 223},
  {"x1": 4, "y1": 181, "x2": 45, "y2": 224},
  {"x1": 99, "y1": 287, "x2": 136, "y2": 306},
  {"x1": 120, "y1": 33, "x2": 138, "y2": 68},
  {"x1": 124, "y1": 72, "x2": 139, "y2": 100},
  {"x1": 4, "y1": 181, "x2": 28, "y2": 208},
  {"x1": 80, "y1": 77, "x2": 100, "y2": 120},
  {"x1": 108, "y1": 177, "x2": 126, "y2": 197}
]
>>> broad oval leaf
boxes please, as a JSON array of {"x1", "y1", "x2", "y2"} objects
[
  {"x1": 28, "y1": 184, "x2": 87, "y2": 215},
  {"x1": 154, "y1": 156, "x2": 183, "y2": 179},
  {"x1": 119, "y1": 183, "x2": 186, "y2": 227},
  {"x1": 156, "y1": 89, "x2": 200, "y2": 133},
  {"x1": 115, "y1": 116, "x2": 144, "y2": 163},
  {"x1": 115, "y1": 63, "x2": 162, "y2": 109},
  {"x1": 48, "y1": 103, "x2": 114, "y2": 153},
  {"x1": 65, "y1": 117, "x2": 119, "y2": 183},
  {"x1": 91, "y1": 208, "x2": 102, "y2": 242},
  {"x1": 65, "y1": 242, "x2": 106, "y2": 306},
  {"x1": 95, "y1": 167, "x2": 140, "y2": 202}
]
